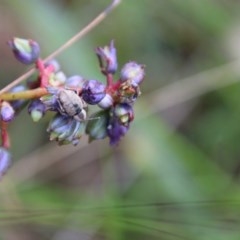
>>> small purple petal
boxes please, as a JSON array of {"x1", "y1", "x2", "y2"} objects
[
  {"x1": 0, "y1": 102, "x2": 15, "y2": 122},
  {"x1": 81, "y1": 80, "x2": 106, "y2": 105},
  {"x1": 107, "y1": 120, "x2": 129, "y2": 145},
  {"x1": 96, "y1": 40, "x2": 118, "y2": 74},
  {"x1": 113, "y1": 103, "x2": 134, "y2": 124},
  {"x1": 0, "y1": 148, "x2": 11, "y2": 178},
  {"x1": 40, "y1": 87, "x2": 59, "y2": 111},
  {"x1": 120, "y1": 61, "x2": 145, "y2": 86},
  {"x1": 98, "y1": 93, "x2": 113, "y2": 109},
  {"x1": 106, "y1": 103, "x2": 134, "y2": 145},
  {"x1": 47, "y1": 114, "x2": 84, "y2": 146}
]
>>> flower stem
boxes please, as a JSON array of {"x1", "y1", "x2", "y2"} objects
[
  {"x1": 106, "y1": 73, "x2": 114, "y2": 86},
  {"x1": 0, "y1": 0, "x2": 121, "y2": 95},
  {"x1": 1, "y1": 121, "x2": 10, "y2": 149},
  {"x1": 0, "y1": 88, "x2": 48, "y2": 101}
]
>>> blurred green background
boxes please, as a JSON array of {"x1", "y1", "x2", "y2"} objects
[{"x1": 1, "y1": 0, "x2": 240, "y2": 239}]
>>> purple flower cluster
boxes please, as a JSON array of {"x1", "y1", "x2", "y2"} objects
[
  {"x1": 17, "y1": 40, "x2": 144, "y2": 146},
  {"x1": 0, "y1": 38, "x2": 145, "y2": 177},
  {"x1": 85, "y1": 41, "x2": 145, "y2": 145}
]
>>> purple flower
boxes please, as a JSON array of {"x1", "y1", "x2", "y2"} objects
[
  {"x1": 96, "y1": 40, "x2": 118, "y2": 74},
  {"x1": 8, "y1": 38, "x2": 40, "y2": 65},
  {"x1": 98, "y1": 93, "x2": 113, "y2": 109},
  {"x1": 107, "y1": 103, "x2": 134, "y2": 145},
  {"x1": 28, "y1": 99, "x2": 46, "y2": 122},
  {"x1": 40, "y1": 87, "x2": 59, "y2": 111},
  {"x1": 0, "y1": 147, "x2": 11, "y2": 178},
  {"x1": 0, "y1": 101, "x2": 15, "y2": 122},
  {"x1": 113, "y1": 103, "x2": 134, "y2": 124},
  {"x1": 107, "y1": 120, "x2": 129, "y2": 145},
  {"x1": 47, "y1": 114, "x2": 85, "y2": 145},
  {"x1": 41, "y1": 87, "x2": 88, "y2": 121},
  {"x1": 120, "y1": 61, "x2": 145, "y2": 87},
  {"x1": 81, "y1": 80, "x2": 106, "y2": 105}
]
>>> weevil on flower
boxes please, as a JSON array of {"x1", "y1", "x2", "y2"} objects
[
  {"x1": 0, "y1": 37, "x2": 145, "y2": 177},
  {"x1": 41, "y1": 87, "x2": 87, "y2": 120}
]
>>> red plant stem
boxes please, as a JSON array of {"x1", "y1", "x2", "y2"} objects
[
  {"x1": 1, "y1": 121, "x2": 10, "y2": 149},
  {"x1": 106, "y1": 73, "x2": 114, "y2": 86},
  {"x1": 36, "y1": 59, "x2": 55, "y2": 87}
]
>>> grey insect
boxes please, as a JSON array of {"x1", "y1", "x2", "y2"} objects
[{"x1": 57, "y1": 89, "x2": 87, "y2": 121}]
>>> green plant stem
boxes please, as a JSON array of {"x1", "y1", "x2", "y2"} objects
[
  {"x1": 0, "y1": 88, "x2": 48, "y2": 101},
  {"x1": 0, "y1": 0, "x2": 121, "y2": 95}
]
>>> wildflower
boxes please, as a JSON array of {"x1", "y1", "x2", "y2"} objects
[
  {"x1": 0, "y1": 102, "x2": 15, "y2": 122},
  {"x1": 81, "y1": 79, "x2": 106, "y2": 105},
  {"x1": 113, "y1": 103, "x2": 134, "y2": 124},
  {"x1": 0, "y1": 147, "x2": 11, "y2": 178},
  {"x1": 40, "y1": 88, "x2": 59, "y2": 111},
  {"x1": 120, "y1": 61, "x2": 145, "y2": 87},
  {"x1": 47, "y1": 114, "x2": 85, "y2": 145},
  {"x1": 28, "y1": 99, "x2": 46, "y2": 122},
  {"x1": 107, "y1": 103, "x2": 134, "y2": 145},
  {"x1": 96, "y1": 40, "x2": 118, "y2": 74},
  {"x1": 8, "y1": 38, "x2": 40, "y2": 65},
  {"x1": 41, "y1": 87, "x2": 87, "y2": 121},
  {"x1": 98, "y1": 93, "x2": 114, "y2": 109}
]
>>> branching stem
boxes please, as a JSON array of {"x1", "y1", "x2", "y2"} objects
[{"x1": 0, "y1": 0, "x2": 121, "y2": 95}]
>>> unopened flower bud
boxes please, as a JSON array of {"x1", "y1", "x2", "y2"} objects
[
  {"x1": 86, "y1": 110, "x2": 109, "y2": 141},
  {"x1": 10, "y1": 85, "x2": 27, "y2": 110},
  {"x1": 113, "y1": 103, "x2": 134, "y2": 124},
  {"x1": 96, "y1": 40, "x2": 118, "y2": 74},
  {"x1": 40, "y1": 87, "x2": 59, "y2": 111},
  {"x1": 0, "y1": 147, "x2": 11, "y2": 178},
  {"x1": 49, "y1": 71, "x2": 67, "y2": 87},
  {"x1": 0, "y1": 102, "x2": 15, "y2": 122},
  {"x1": 120, "y1": 62, "x2": 145, "y2": 86},
  {"x1": 8, "y1": 38, "x2": 40, "y2": 64},
  {"x1": 98, "y1": 93, "x2": 113, "y2": 109},
  {"x1": 107, "y1": 103, "x2": 134, "y2": 145},
  {"x1": 47, "y1": 114, "x2": 85, "y2": 146},
  {"x1": 81, "y1": 80, "x2": 106, "y2": 105},
  {"x1": 107, "y1": 120, "x2": 129, "y2": 146},
  {"x1": 65, "y1": 75, "x2": 85, "y2": 88},
  {"x1": 28, "y1": 99, "x2": 46, "y2": 122}
]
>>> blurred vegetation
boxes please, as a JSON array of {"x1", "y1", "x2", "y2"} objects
[{"x1": 1, "y1": 0, "x2": 240, "y2": 239}]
